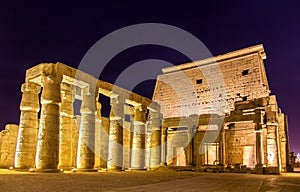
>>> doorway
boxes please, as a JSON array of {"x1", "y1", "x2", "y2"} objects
[
  {"x1": 242, "y1": 145, "x2": 255, "y2": 168},
  {"x1": 174, "y1": 147, "x2": 186, "y2": 166}
]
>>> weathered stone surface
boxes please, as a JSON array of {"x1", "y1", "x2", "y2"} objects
[
  {"x1": 130, "y1": 105, "x2": 147, "y2": 169},
  {"x1": 0, "y1": 44, "x2": 289, "y2": 175},
  {"x1": 99, "y1": 117, "x2": 109, "y2": 168},
  {"x1": 71, "y1": 117, "x2": 79, "y2": 168},
  {"x1": 58, "y1": 83, "x2": 74, "y2": 170},
  {"x1": 148, "y1": 111, "x2": 161, "y2": 168},
  {"x1": 15, "y1": 82, "x2": 40, "y2": 170},
  {"x1": 153, "y1": 45, "x2": 269, "y2": 118},
  {"x1": 35, "y1": 76, "x2": 61, "y2": 171},
  {"x1": 107, "y1": 96, "x2": 124, "y2": 170},
  {"x1": 76, "y1": 89, "x2": 96, "y2": 171},
  {"x1": 0, "y1": 125, "x2": 19, "y2": 168},
  {"x1": 154, "y1": 45, "x2": 289, "y2": 174}
]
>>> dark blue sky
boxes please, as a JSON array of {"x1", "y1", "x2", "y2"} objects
[{"x1": 0, "y1": 1, "x2": 299, "y2": 151}]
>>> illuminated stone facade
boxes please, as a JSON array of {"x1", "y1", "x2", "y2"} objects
[
  {"x1": 153, "y1": 44, "x2": 290, "y2": 174},
  {"x1": 0, "y1": 63, "x2": 160, "y2": 172},
  {"x1": 0, "y1": 44, "x2": 290, "y2": 174}
]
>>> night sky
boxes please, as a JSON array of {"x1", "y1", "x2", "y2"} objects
[{"x1": 0, "y1": 1, "x2": 299, "y2": 152}]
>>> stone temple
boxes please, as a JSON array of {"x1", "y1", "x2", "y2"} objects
[{"x1": 0, "y1": 44, "x2": 290, "y2": 174}]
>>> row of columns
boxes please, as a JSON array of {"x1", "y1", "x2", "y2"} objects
[{"x1": 14, "y1": 77, "x2": 162, "y2": 172}]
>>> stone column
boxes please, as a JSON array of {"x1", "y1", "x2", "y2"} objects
[
  {"x1": 58, "y1": 83, "x2": 74, "y2": 170},
  {"x1": 149, "y1": 111, "x2": 161, "y2": 169},
  {"x1": 145, "y1": 130, "x2": 151, "y2": 169},
  {"x1": 14, "y1": 82, "x2": 40, "y2": 170},
  {"x1": 220, "y1": 125, "x2": 226, "y2": 166},
  {"x1": 266, "y1": 125, "x2": 279, "y2": 167},
  {"x1": 130, "y1": 105, "x2": 147, "y2": 170},
  {"x1": 122, "y1": 107, "x2": 132, "y2": 170},
  {"x1": 99, "y1": 117, "x2": 110, "y2": 169},
  {"x1": 94, "y1": 101, "x2": 102, "y2": 169},
  {"x1": 76, "y1": 88, "x2": 96, "y2": 171},
  {"x1": 255, "y1": 129, "x2": 264, "y2": 166},
  {"x1": 278, "y1": 113, "x2": 288, "y2": 172},
  {"x1": 35, "y1": 76, "x2": 61, "y2": 172},
  {"x1": 0, "y1": 130, "x2": 9, "y2": 168},
  {"x1": 107, "y1": 96, "x2": 124, "y2": 170},
  {"x1": 161, "y1": 126, "x2": 167, "y2": 165},
  {"x1": 71, "y1": 116, "x2": 80, "y2": 167},
  {"x1": 1, "y1": 125, "x2": 19, "y2": 168},
  {"x1": 276, "y1": 124, "x2": 282, "y2": 172}
]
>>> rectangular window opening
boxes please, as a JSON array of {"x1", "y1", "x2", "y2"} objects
[
  {"x1": 242, "y1": 69, "x2": 249, "y2": 76},
  {"x1": 196, "y1": 79, "x2": 203, "y2": 84}
]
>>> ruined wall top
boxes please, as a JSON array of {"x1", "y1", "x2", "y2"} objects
[{"x1": 25, "y1": 63, "x2": 160, "y2": 112}]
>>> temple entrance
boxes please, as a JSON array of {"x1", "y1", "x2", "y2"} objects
[
  {"x1": 203, "y1": 143, "x2": 219, "y2": 165},
  {"x1": 166, "y1": 127, "x2": 189, "y2": 166},
  {"x1": 174, "y1": 147, "x2": 186, "y2": 166},
  {"x1": 242, "y1": 145, "x2": 255, "y2": 168}
]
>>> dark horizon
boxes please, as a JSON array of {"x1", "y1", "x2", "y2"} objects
[{"x1": 0, "y1": 1, "x2": 299, "y2": 152}]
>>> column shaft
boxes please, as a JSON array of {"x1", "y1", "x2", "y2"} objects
[
  {"x1": 256, "y1": 130, "x2": 264, "y2": 165},
  {"x1": 76, "y1": 90, "x2": 96, "y2": 171},
  {"x1": 149, "y1": 111, "x2": 161, "y2": 169},
  {"x1": 72, "y1": 116, "x2": 80, "y2": 167},
  {"x1": 15, "y1": 82, "x2": 40, "y2": 169},
  {"x1": 94, "y1": 115, "x2": 101, "y2": 169},
  {"x1": 35, "y1": 76, "x2": 61, "y2": 171},
  {"x1": 220, "y1": 126, "x2": 226, "y2": 165},
  {"x1": 145, "y1": 131, "x2": 151, "y2": 169},
  {"x1": 107, "y1": 96, "x2": 124, "y2": 170},
  {"x1": 130, "y1": 105, "x2": 146, "y2": 169},
  {"x1": 99, "y1": 117, "x2": 110, "y2": 169},
  {"x1": 161, "y1": 127, "x2": 167, "y2": 164},
  {"x1": 58, "y1": 84, "x2": 74, "y2": 170},
  {"x1": 131, "y1": 124, "x2": 145, "y2": 169}
]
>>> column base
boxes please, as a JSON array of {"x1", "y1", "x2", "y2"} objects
[
  {"x1": 94, "y1": 167, "x2": 107, "y2": 171},
  {"x1": 107, "y1": 167, "x2": 123, "y2": 172},
  {"x1": 128, "y1": 168, "x2": 147, "y2": 171},
  {"x1": 58, "y1": 166, "x2": 74, "y2": 171},
  {"x1": 255, "y1": 164, "x2": 264, "y2": 174},
  {"x1": 97, "y1": 168, "x2": 108, "y2": 172},
  {"x1": 72, "y1": 168, "x2": 98, "y2": 172},
  {"x1": 29, "y1": 168, "x2": 63, "y2": 173},
  {"x1": 148, "y1": 167, "x2": 162, "y2": 171},
  {"x1": 13, "y1": 168, "x2": 32, "y2": 172}
]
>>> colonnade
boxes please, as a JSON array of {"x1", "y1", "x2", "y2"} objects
[{"x1": 13, "y1": 64, "x2": 162, "y2": 172}]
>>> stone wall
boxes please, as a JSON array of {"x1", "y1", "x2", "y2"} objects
[
  {"x1": 153, "y1": 45, "x2": 269, "y2": 118},
  {"x1": 225, "y1": 123, "x2": 256, "y2": 167}
]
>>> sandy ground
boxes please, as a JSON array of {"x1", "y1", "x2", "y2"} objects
[
  {"x1": 0, "y1": 169, "x2": 300, "y2": 192},
  {"x1": 0, "y1": 168, "x2": 198, "y2": 192}
]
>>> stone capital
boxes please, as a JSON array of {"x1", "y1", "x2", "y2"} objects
[
  {"x1": 20, "y1": 82, "x2": 41, "y2": 112},
  {"x1": 41, "y1": 76, "x2": 61, "y2": 105},
  {"x1": 21, "y1": 82, "x2": 41, "y2": 94},
  {"x1": 110, "y1": 96, "x2": 125, "y2": 118},
  {"x1": 133, "y1": 104, "x2": 147, "y2": 123}
]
